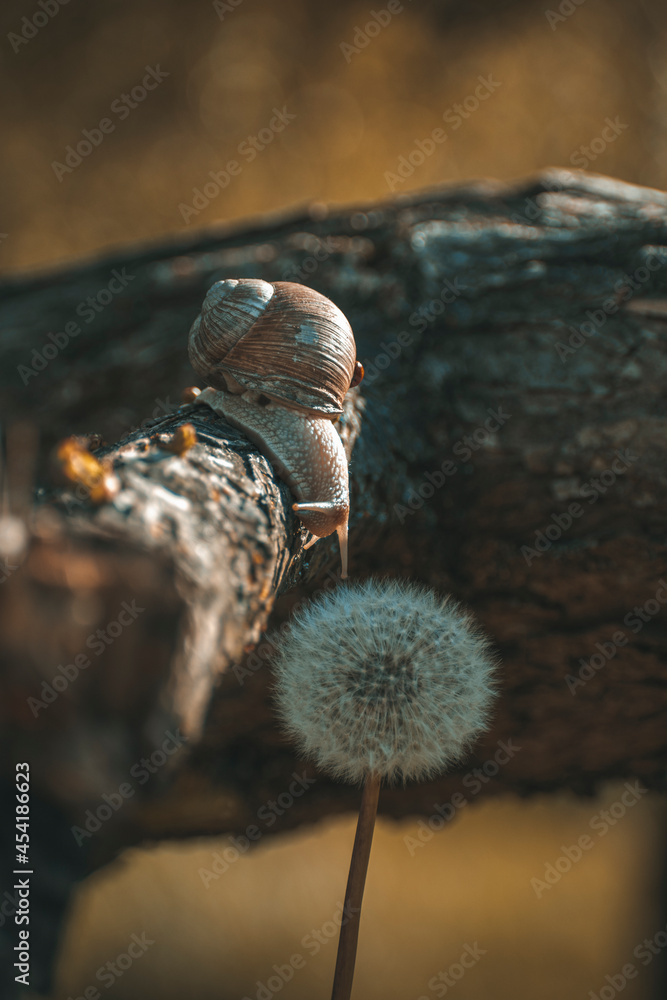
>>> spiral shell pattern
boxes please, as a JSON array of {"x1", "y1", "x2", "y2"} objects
[{"x1": 188, "y1": 279, "x2": 357, "y2": 416}]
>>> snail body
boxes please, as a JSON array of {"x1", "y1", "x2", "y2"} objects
[{"x1": 188, "y1": 279, "x2": 362, "y2": 578}]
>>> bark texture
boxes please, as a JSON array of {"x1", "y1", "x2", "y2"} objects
[{"x1": 2, "y1": 168, "x2": 667, "y2": 867}]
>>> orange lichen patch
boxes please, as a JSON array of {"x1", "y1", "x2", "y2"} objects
[
  {"x1": 182, "y1": 386, "x2": 202, "y2": 403},
  {"x1": 56, "y1": 437, "x2": 119, "y2": 505},
  {"x1": 164, "y1": 423, "x2": 198, "y2": 456}
]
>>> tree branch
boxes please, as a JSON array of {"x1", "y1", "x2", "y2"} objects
[{"x1": 2, "y1": 167, "x2": 667, "y2": 866}]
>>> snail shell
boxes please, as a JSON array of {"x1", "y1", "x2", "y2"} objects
[
  {"x1": 188, "y1": 279, "x2": 360, "y2": 578},
  {"x1": 188, "y1": 279, "x2": 356, "y2": 417}
]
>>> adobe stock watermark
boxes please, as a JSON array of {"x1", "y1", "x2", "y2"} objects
[
  {"x1": 282, "y1": 240, "x2": 335, "y2": 283},
  {"x1": 17, "y1": 268, "x2": 135, "y2": 385},
  {"x1": 27, "y1": 600, "x2": 144, "y2": 717},
  {"x1": 363, "y1": 275, "x2": 465, "y2": 387},
  {"x1": 51, "y1": 66, "x2": 169, "y2": 181},
  {"x1": 63, "y1": 932, "x2": 154, "y2": 999},
  {"x1": 8, "y1": 0, "x2": 71, "y2": 53},
  {"x1": 588, "y1": 921, "x2": 667, "y2": 1000},
  {"x1": 554, "y1": 254, "x2": 666, "y2": 361},
  {"x1": 281, "y1": 235, "x2": 370, "y2": 284},
  {"x1": 362, "y1": 329, "x2": 415, "y2": 386},
  {"x1": 417, "y1": 943, "x2": 487, "y2": 999},
  {"x1": 179, "y1": 106, "x2": 296, "y2": 223},
  {"x1": 0, "y1": 888, "x2": 18, "y2": 930},
  {"x1": 340, "y1": 0, "x2": 411, "y2": 63},
  {"x1": 0, "y1": 555, "x2": 19, "y2": 584},
  {"x1": 406, "y1": 280, "x2": 465, "y2": 333},
  {"x1": 566, "y1": 579, "x2": 667, "y2": 694},
  {"x1": 276, "y1": 273, "x2": 465, "y2": 385},
  {"x1": 521, "y1": 448, "x2": 639, "y2": 566},
  {"x1": 569, "y1": 116, "x2": 628, "y2": 170},
  {"x1": 234, "y1": 567, "x2": 346, "y2": 686},
  {"x1": 507, "y1": 172, "x2": 571, "y2": 227},
  {"x1": 0, "y1": 556, "x2": 20, "y2": 584},
  {"x1": 198, "y1": 771, "x2": 316, "y2": 886},
  {"x1": 385, "y1": 75, "x2": 501, "y2": 192},
  {"x1": 71, "y1": 729, "x2": 187, "y2": 846},
  {"x1": 240, "y1": 900, "x2": 360, "y2": 1000},
  {"x1": 545, "y1": 0, "x2": 586, "y2": 31},
  {"x1": 404, "y1": 739, "x2": 521, "y2": 856},
  {"x1": 125, "y1": 395, "x2": 181, "y2": 435},
  {"x1": 530, "y1": 781, "x2": 647, "y2": 898},
  {"x1": 394, "y1": 407, "x2": 511, "y2": 524},
  {"x1": 213, "y1": 0, "x2": 243, "y2": 19}
]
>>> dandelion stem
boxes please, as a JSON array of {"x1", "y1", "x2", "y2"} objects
[{"x1": 330, "y1": 771, "x2": 381, "y2": 1000}]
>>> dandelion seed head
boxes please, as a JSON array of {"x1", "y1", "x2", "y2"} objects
[{"x1": 272, "y1": 578, "x2": 498, "y2": 784}]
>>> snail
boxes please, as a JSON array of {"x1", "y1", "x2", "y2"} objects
[{"x1": 188, "y1": 279, "x2": 364, "y2": 578}]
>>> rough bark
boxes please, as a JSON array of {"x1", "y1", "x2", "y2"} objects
[{"x1": 2, "y1": 167, "x2": 667, "y2": 881}]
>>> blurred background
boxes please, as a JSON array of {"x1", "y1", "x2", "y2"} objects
[
  {"x1": 2, "y1": 0, "x2": 667, "y2": 996},
  {"x1": 2, "y1": 0, "x2": 667, "y2": 276}
]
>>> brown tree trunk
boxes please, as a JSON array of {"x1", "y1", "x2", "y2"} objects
[{"x1": 2, "y1": 168, "x2": 667, "y2": 990}]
